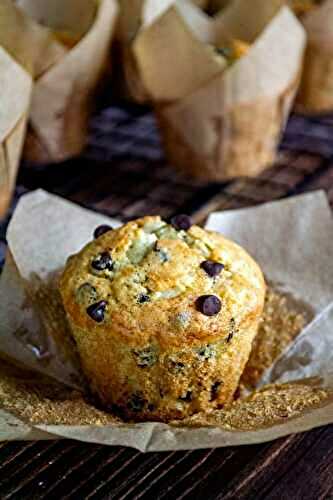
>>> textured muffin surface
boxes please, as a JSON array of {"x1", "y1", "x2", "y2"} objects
[{"x1": 60, "y1": 216, "x2": 265, "y2": 421}]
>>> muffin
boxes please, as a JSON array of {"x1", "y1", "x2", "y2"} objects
[{"x1": 60, "y1": 216, "x2": 265, "y2": 422}]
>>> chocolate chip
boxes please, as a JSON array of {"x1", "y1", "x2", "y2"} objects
[
  {"x1": 168, "y1": 360, "x2": 186, "y2": 374},
  {"x1": 170, "y1": 214, "x2": 192, "y2": 231},
  {"x1": 195, "y1": 295, "x2": 221, "y2": 316},
  {"x1": 227, "y1": 318, "x2": 236, "y2": 342},
  {"x1": 148, "y1": 403, "x2": 156, "y2": 412},
  {"x1": 91, "y1": 252, "x2": 113, "y2": 272},
  {"x1": 226, "y1": 332, "x2": 233, "y2": 343},
  {"x1": 200, "y1": 260, "x2": 224, "y2": 277},
  {"x1": 210, "y1": 381, "x2": 222, "y2": 401},
  {"x1": 128, "y1": 393, "x2": 146, "y2": 412},
  {"x1": 86, "y1": 300, "x2": 107, "y2": 323},
  {"x1": 179, "y1": 390, "x2": 192, "y2": 402},
  {"x1": 93, "y1": 225, "x2": 113, "y2": 239},
  {"x1": 137, "y1": 293, "x2": 150, "y2": 304}
]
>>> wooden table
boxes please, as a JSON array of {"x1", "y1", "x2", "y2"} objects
[{"x1": 0, "y1": 103, "x2": 333, "y2": 499}]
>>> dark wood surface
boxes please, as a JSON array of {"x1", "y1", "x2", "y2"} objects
[{"x1": 0, "y1": 102, "x2": 333, "y2": 499}]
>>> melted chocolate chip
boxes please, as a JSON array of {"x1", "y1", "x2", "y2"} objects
[
  {"x1": 170, "y1": 214, "x2": 192, "y2": 231},
  {"x1": 200, "y1": 260, "x2": 224, "y2": 277},
  {"x1": 210, "y1": 381, "x2": 222, "y2": 401},
  {"x1": 168, "y1": 360, "x2": 186, "y2": 374},
  {"x1": 86, "y1": 300, "x2": 107, "y2": 323},
  {"x1": 91, "y1": 252, "x2": 113, "y2": 272},
  {"x1": 226, "y1": 332, "x2": 233, "y2": 343},
  {"x1": 128, "y1": 393, "x2": 146, "y2": 412},
  {"x1": 138, "y1": 293, "x2": 150, "y2": 304},
  {"x1": 93, "y1": 225, "x2": 113, "y2": 239},
  {"x1": 195, "y1": 295, "x2": 221, "y2": 316},
  {"x1": 227, "y1": 318, "x2": 236, "y2": 342},
  {"x1": 179, "y1": 390, "x2": 192, "y2": 402}
]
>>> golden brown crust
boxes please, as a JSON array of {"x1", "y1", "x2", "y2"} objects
[{"x1": 60, "y1": 216, "x2": 265, "y2": 421}]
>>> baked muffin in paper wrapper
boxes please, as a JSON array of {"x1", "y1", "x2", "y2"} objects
[
  {"x1": 290, "y1": 0, "x2": 333, "y2": 114},
  {"x1": 0, "y1": 0, "x2": 66, "y2": 217},
  {"x1": 133, "y1": 0, "x2": 306, "y2": 181},
  {"x1": 0, "y1": 189, "x2": 333, "y2": 451},
  {"x1": 0, "y1": 0, "x2": 118, "y2": 216},
  {"x1": 15, "y1": 0, "x2": 119, "y2": 164}
]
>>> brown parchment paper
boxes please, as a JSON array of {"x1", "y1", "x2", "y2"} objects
[
  {"x1": 294, "y1": 0, "x2": 333, "y2": 113},
  {"x1": 0, "y1": 190, "x2": 120, "y2": 388},
  {"x1": 0, "y1": 189, "x2": 332, "y2": 451},
  {"x1": 133, "y1": 0, "x2": 306, "y2": 181},
  {"x1": 115, "y1": 0, "x2": 209, "y2": 103},
  {"x1": 0, "y1": 0, "x2": 63, "y2": 217},
  {"x1": 16, "y1": 0, "x2": 119, "y2": 163},
  {"x1": 0, "y1": 48, "x2": 31, "y2": 218},
  {"x1": 115, "y1": 0, "x2": 148, "y2": 103}
]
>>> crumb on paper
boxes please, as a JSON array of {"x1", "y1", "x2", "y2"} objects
[
  {"x1": 0, "y1": 361, "x2": 120, "y2": 426},
  {"x1": 171, "y1": 382, "x2": 331, "y2": 430},
  {"x1": 241, "y1": 287, "x2": 310, "y2": 389}
]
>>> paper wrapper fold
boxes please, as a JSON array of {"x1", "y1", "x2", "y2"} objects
[
  {"x1": 0, "y1": 0, "x2": 59, "y2": 217},
  {"x1": 16, "y1": 0, "x2": 119, "y2": 163},
  {"x1": 0, "y1": 0, "x2": 65, "y2": 217},
  {"x1": 134, "y1": 0, "x2": 306, "y2": 180},
  {"x1": 295, "y1": 0, "x2": 333, "y2": 113},
  {"x1": 115, "y1": 0, "x2": 210, "y2": 103},
  {"x1": 0, "y1": 189, "x2": 333, "y2": 451},
  {"x1": 0, "y1": 49, "x2": 31, "y2": 217}
]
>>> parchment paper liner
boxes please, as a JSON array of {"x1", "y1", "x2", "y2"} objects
[
  {"x1": 114, "y1": 0, "x2": 148, "y2": 103},
  {"x1": 16, "y1": 0, "x2": 119, "y2": 163},
  {"x1": 294, "y1": 0, "x2": 333, "y2": 113},
  {"x1": 115, "y1": 0, "x2": 208, "y2": 103},
  {"x1": 133, "y1": 0, "x2": 306, "y2": 180},
  {"x1": 0, "y1": 189, "x2": 332, "y2": 451},
  {"x1": 0, "y1": 0, "x2": 64, "y2": 217}
]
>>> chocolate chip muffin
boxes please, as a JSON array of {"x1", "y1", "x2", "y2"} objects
[{"x1": 60, "y1": 216, "x2": 265, "y2": 422}]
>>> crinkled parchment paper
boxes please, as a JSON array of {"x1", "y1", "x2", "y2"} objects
[
  {"x1": 115, "y1": 0, "x2": 209, "y2": 103},
  {"x1": 133, "y1": 0, "x2": 306, "y2": 180},
  {"x1": 0, "y1": 189, "x2": 332, "y2": 451},
  {"x1": 0, "y1": 0, "x2": 118, "y2": 216},
  {"x1": 16, "y1": 0, "x2": 119, "y2": 163},
  {"x1": 0, "y1": 0, "x2": 61, "y2": 217}
]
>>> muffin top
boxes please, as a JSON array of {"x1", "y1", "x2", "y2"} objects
[{"x1": 60, "y1": 216, "x2": 265, "y2": 349}]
